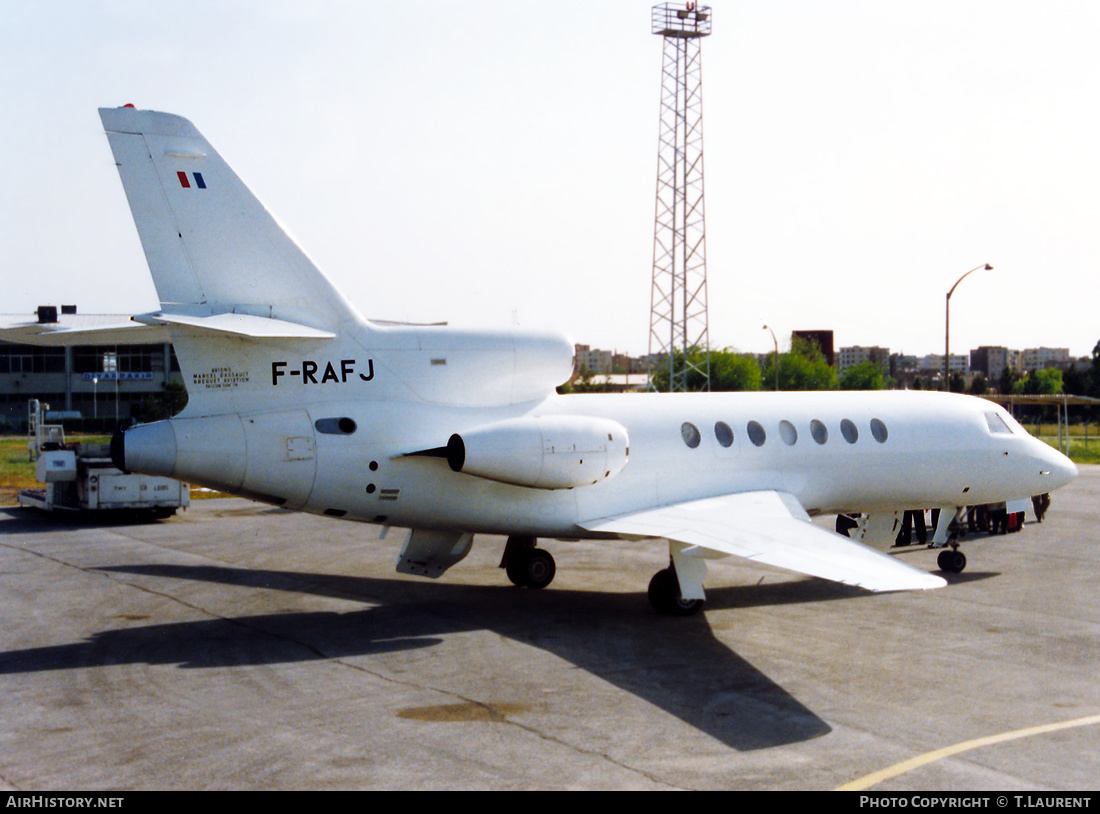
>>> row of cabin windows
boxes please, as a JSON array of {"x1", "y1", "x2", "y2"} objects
[{"x1": 681, "y1": 418, "x2": 889, "y2": 449}]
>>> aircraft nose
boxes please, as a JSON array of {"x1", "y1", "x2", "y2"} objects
[{"x1": 1033, "y1": 442, "x2": 1078, "y2": 491}]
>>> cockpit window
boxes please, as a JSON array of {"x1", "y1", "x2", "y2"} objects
[{"x1": 985, "y1": 411, "x2": 1013, "y2": 435}]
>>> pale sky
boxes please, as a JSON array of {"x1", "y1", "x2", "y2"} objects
[{"x1": 2, "y1": 0, "x2": 1097, "y2": 360}]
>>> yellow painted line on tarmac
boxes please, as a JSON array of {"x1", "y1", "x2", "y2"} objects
[{"x1": 836, "y1": 713, "x2": 1100, "y2": 791}]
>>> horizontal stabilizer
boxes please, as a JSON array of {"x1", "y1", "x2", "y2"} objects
[
  {"x1": 0, "y1": 315, "x2": 170, "y2": 347},
  {"x1": 581, "y1": 490, "x2": 946, "y2": 593},
  {"x1": 133, "y1": 311, "x2": 336, "y2": 340}
]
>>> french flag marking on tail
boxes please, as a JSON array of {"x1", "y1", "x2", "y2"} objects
[{"x1": 176, "y1": 171, "x2": 206, "y2": 189}]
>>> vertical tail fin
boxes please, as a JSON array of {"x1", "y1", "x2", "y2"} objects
[{"x1": 99, "y1": 105, "x2": 358, "y2": 332}]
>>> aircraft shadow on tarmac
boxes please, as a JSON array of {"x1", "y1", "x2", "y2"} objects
[{"x1": 0, "y1": 561, "x2": 857, "y2": 751}]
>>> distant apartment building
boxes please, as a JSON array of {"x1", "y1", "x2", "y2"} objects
[
  {"x1": 573, "y1": 345, "x2": 641, "y2": 376},
  {"x1": 573, "y1": 344, "x2": 614, "y2": 375},
  {"x1": 838, "y1": 345, "x2": 889, "y2": 374},
  {"x1": 970, "y1": 346, "x2": 1012, "y2": 380},
  {"x1": 919, "y1": 353, "x2": 970, "y2": 376},
  {"x1": 1021, "y1": 347, "x2": 1070, "y2": 372},
  {"x1": 970, "y1": 346, "x2": 1068, "y2": 378}
]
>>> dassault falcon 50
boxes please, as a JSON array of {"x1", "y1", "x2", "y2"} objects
[{"x1": 90, "y1": 105, "x2": 1076, "y2": 614}]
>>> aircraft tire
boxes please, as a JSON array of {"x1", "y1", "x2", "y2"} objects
[
  {"x1": 937, "y1": 549, "x2": 967, "y2": 573},
  {"x1": 506, "y1": 548, "x2": 556, "y2": 589},
  {"x1": 648, "y1": 568, "x2": 703, "y2": 616}
]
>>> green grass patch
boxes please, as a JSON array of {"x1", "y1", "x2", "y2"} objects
[
  {"x1": 1036, "y1": 436, "x2": 1100, "y2": 465},
  {"x1": 1, "y1": 435, "x2": 230, "y2": 503},
  {"x1": 1, "y1": 436, "x2": 40, "y2": 490},
  {"x1": 1025, "y1": 423, "x2": 1100, "y2": 465},
  {"x1": 0, "y1": 435, "x2": 110, "y2": 490}
]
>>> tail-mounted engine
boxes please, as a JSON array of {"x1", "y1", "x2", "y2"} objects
[{"x1": 433, "y1": 415, "x2": 629, "y2": 490}]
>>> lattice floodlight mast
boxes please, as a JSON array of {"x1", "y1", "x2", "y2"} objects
[{"x1": 648, "y1": 2, "x2": 712, "y2": 393}]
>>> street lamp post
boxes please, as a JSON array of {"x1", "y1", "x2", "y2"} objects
[
  {"x1": 763, "y1": 324, "x2": 779, "y2": 391},
  {"x1": 944, "y1": 264, "x2": 993, "y2": 391}
]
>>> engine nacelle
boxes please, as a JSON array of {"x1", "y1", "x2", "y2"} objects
[
  {"x1": 446, "y1": 415, "x2": 629, "y2": 490},
  {"x1": 111, "y1": 409, "x2": 318, "y2": 508}
]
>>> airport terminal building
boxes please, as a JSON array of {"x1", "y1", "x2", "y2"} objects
[{"x1": 0, "y1": 308, "x2": 182, "y2": 431}]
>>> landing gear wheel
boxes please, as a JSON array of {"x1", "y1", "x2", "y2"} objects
[
  {"x1": 505, "y1": 547, "x2": 556, "y2": 589},
  {"x1": 648, "y1": 568, "x2": 703, "y2": 616},
  {"x1": 522, "y1": 548, "x2": 556, "y2": 589},
  {"x1": 937, "y1": 548, "x2": 967, "y2": 573}
]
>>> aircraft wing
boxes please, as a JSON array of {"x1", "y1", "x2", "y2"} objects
[{"x1": 580, "y1": 490, "x2": 947, "y2": 592}]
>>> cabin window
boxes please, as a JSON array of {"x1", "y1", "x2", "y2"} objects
[
  {"x1": 779, "y1": 420, "x2": 797, "y2": 446},
  {"x1": 747, "y1": 420, "x2": 766, "y2": 447},
  {"x1": 870, "y1": 418, "x2": 888, "y2": 443},
  {"x1": 985, "y1": 412, "x2": 1013, "y2": 435},
  {"x1": 681, "y1": 422, "x2": 701, "y2": 449},
  {"x1": 810, "y1": 419, "x2": 828, "y2": 444},
  {"x1": 840, "y1": 419, "x2": 858, "y2": 444},
  {"x1": 714, "y1": 421, "x2": 734, "y2": 447}
]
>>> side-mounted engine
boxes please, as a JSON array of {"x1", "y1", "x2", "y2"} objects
[
  {"x1": 437, "y1": 413, "x2": 629, "y2": 490},
  {"x1": 442, "y1": 415, "x2": 629, "y2": 490}
]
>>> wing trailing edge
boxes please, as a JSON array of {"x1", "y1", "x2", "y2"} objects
[{"x1": 580, "y1": 490, "x2": 947, "y2": 593}]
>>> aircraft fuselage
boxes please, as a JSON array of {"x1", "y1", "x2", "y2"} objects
[{"x1": 118, "y1": 348, "x2": 1074, "y2": 541}]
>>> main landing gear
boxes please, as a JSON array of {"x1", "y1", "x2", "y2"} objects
[
  {"x1": 648, "y1": 565, "x2": 704, "y2": 616},
  {"x1": 501, "y1": 535, "x2": 556, "y2": 589},
  {"x1": 499, "y1": 537, "x2": 704, "y2": 616}
]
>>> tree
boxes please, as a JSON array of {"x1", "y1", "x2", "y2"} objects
[
  {"x1": 132, "y1": 380, "x2": 189, "y2": 423},
  {"x1": 1090, "y1": 339, "x2": 1100, "y2": 400},
  {"x1": 998, "y1": 365, "x2": 1020, "y2": 395},
  {"x1": 1015, "y1": 367, "x2": 1063, "y2": 396},
  {"x1": 1083, "y1": 339, "x2": 1100, "y2": 422},
  {"x1": 647, "y1": 347, "x2": 711, "y2": 393},
  {"x1": 760, "y1": 336, "x2": 838, "y2": 391},
  {"x1": 1063, "y1": 362, "x2": 1086, "y2": 396},
  {"x1": 647, "y1": 346, "x2": 762, "y2": 392},
  {"x1": 710, "y1": 348, "x2": 762, "y2": 392},
  {"x1": 1013, "y1": 367, "x2": 1063, "y2": 423},
  {"x1": 839, "y1": 360, "x2": 886, "y2": 391}
]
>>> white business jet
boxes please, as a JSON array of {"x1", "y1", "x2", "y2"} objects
[{"x1": 98, "y1": 106, "x2": 1076, "y2": 615}]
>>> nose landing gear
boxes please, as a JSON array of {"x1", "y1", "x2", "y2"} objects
[{"x1": 937, "y1": 546, "x2": 967, "y2": 574}]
